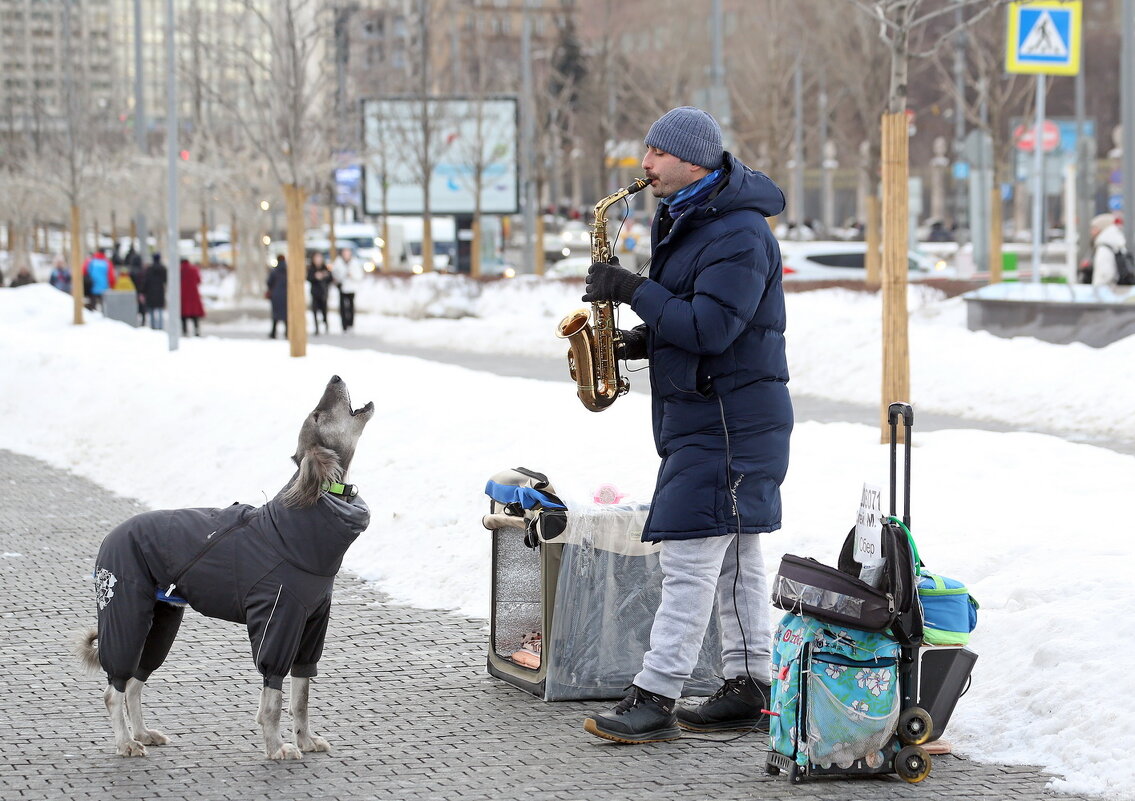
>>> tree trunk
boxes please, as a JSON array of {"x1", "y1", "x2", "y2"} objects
[
  {"x1": 70, "y1": 204, "x2": 84, "y2": 325},
  {"x1": 880, "y1": 112, "x2": 910, "y2": 442},
  {"x1": 422, "y1": 214, "x2": 434, "y2": 273},
  {"x1": 535, "y1": 212, "x2": 546, "y2": 276},
  {"x1": 382, "y1": 217, "x2": 391, "y2": 274},
  {"x1": 989, "y1": 184, "x2": 1004, "y2": 283},
  {"x1": 283, "y1": 183, "x2": 308, "y2": 358},
  {"x1": 198, "y1": 207, "x2": 208, "y2": 268},
  {"x1": 471, "y1": 214, "x2": 482, "y2": 278}
]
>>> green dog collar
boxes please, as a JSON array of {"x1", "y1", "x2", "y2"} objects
[{"x1": 320, "y1": 480, "x2": 358, "y2": 498}]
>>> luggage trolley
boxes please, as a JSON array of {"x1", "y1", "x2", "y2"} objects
[{"x1": 765, "y1": 402, "x2": 935, "y2": 784}]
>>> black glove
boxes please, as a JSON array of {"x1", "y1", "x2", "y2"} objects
[
  {"x1": 582, "y1": 259, "x2": 645, "y2": 305},
  {"x1": 617, "y1": 327, "x2": 648, "y2": 361}
]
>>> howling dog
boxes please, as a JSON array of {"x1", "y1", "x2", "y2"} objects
[{"x1": 77, "y1": 375, "x2": 374, "y2": 759}]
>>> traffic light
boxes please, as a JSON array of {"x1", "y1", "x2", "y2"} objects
[{"x1": 179, "y1": 149, "x2": 190, "y2": 161}]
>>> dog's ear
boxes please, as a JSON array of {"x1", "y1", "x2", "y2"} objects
[{"x1": 281, "y1": 446, "x2": 342, "y2": 508}]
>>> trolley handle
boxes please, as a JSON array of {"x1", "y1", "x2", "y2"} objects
[{"x1": 887, "y1": 402, "x2": 914, "y2": 527}]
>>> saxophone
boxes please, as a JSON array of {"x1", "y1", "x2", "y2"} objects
[{"x1": 556, "y1": 177, "x2": 651, "y2": 412}]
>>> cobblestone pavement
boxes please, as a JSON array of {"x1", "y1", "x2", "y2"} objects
[{"x1": 0, "y1": 447, "x2": 1088, "y2": 801}]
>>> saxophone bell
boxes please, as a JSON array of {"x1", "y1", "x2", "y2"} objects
[{"x1": 555, "y1": 178, "x2": 649, "y2": 412}]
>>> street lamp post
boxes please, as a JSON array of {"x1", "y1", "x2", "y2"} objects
[{"x1": 165, "y1": 0, "x2": 180, "y2": 351}]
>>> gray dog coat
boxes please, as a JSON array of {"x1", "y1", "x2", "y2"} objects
[{"x1": 94, "y1": 485, "x2": 370, "y2": 692}]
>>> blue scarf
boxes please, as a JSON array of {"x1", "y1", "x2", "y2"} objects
[{"x1": 661, "y1": 168, "x2": 724, "y2": 217}]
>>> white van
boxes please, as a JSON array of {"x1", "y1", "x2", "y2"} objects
[
  {"x1": 385, "y1": 216, "x2": 456, "y2": 273},
  {"x1": 318, "y1": 222, "x2": 383, "y2": 272}
]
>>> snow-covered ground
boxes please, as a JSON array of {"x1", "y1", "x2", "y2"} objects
[{"x1": 1, "y1": 276, "x2": 1132, "y2": 798}]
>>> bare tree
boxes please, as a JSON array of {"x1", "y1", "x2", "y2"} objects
[
  {"x1": 208, "y1": 0, "x2": 335, "y2": 357},
  {"x1": 35, "y1": 2, "x2": 124, "y2": 324},
  {"x1": 841, "y1": 0, "x2": 1009, "y2": 438}
]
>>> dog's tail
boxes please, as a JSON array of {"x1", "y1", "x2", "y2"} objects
[
  {"x1": 281, "y1": 446, "x2": 342, "y2": 509},
  {"x1": 74, "y1": 628, "x2": 101, "y2": 674}
]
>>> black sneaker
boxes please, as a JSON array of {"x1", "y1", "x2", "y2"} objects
[
  {"x1": 583, "y1": 685, "x2": 682, "y2": 744},
  {"x1": 676, "y1": 676, "x2": 770, "y2": 732}
]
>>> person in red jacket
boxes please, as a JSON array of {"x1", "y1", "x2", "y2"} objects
[{"x1": 180, "y1": 259, "x2": 206, "y2": 336}]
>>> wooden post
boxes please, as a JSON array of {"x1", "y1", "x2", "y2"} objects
[
  {"x1": 200, "y1": 209, "x2": 209, "y2": 268},
  {"x1": 989, "y1": 183, "x2": 1003, "y2": 283},
  {"x1": 283, "y1": 183, "x2": 308, "y2": 357},
  {"x1": 471, "y1": 215, "x2": 482, "y2": 278},
  {"x1": 70, "y1": 204, "x2": 84, "y2": 325},
  {"x1": 534, "y1": 212, "x2": 546, "y2": 276},
  {"x1": 422, "y1": 216, "x2": 434, "y2": 273},
  {"x1": 378, "y1": 218, "x2": 388, "y2": 274},
  {"x1": 880, "y1": 112, "x2": 910, "y2": 442},
  {"x1": 866, "y1": 195, "x2": 882, "y2": 285}
]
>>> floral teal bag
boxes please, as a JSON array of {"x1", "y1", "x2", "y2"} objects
[{"x1": 770, "y1": 613, "x2": 901, "y2": 769}]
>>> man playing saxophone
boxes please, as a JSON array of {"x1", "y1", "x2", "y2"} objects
[{"x1": 581, "y1": 106, "x2": 793, "y2": 744}]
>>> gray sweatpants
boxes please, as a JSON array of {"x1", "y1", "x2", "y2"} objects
[{"x1": 634, "y1": 533, "x2": 771, "y2": 700}]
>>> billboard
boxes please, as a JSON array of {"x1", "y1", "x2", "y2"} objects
[{"x1": 362, "y1": 96, "x2": 519, "y2": 216}]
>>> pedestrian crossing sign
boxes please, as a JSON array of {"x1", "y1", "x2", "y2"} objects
[{"x1": 1006, "y1": 1, "x2": 1081, "y2": 75}]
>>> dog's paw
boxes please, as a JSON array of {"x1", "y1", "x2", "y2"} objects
[
  {"x1": 136, "y1": 729, "x2": 170, "y2": 746},
  {"x1": 267, "y1": 743, "x2": 303, "y2": 761},
  {"x1": 297, "y1": 734, "x2": 330, "y2": 753},
  {"x1": 117, "y1": 740, "x2": 148, "y2": 757}
]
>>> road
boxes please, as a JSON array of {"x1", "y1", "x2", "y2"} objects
[{"x1": 202, "y1": 309, "x2": 1132, "y2": 456}]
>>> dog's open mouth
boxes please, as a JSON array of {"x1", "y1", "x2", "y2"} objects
[{"x1": 340, "y1": 381, "x2": 374, "y2": 418}]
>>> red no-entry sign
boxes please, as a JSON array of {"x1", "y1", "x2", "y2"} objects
[{"x1": 1014, "y1": 120, "x2": 1061, "y2": 152}]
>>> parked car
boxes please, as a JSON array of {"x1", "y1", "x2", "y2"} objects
[
  {"x1": 778, "y1": 240, "x2": 951, "y2": 281},
  {"x1": 559, "y1": 220, "x2": 591, "y2": 252}
]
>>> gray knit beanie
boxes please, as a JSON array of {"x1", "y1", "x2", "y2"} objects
[{"x1": 644, "y1": 106, "x2": 723, "y2": 169}]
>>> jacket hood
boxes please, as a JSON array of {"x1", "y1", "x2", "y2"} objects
[
  {"x1": 261, "y1": 491, "x2": 370, "y2": 576},
  {"x1": 1096, "y1": 224, "x2": 1126, "y2": 251},
  {"x1": 705, "y1": 152, "x2": 786, "y2": 219}
]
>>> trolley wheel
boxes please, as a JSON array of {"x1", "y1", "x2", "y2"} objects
[
  {"x1": 897, "y1": 706, "x2": 933, "y2": 745},
  {"x1": 765, "y1": 763, "x2": 780, "y2": 776},
  {"x1": 895, "y1": 745, "x2": 932, "y2": 783}
]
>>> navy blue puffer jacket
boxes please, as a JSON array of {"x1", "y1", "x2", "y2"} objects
[{"x1": 629, "y1": 153, "x2": 793, "y2": 541}]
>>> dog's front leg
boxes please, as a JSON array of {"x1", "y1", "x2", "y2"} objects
[
  {"x1": 104, "y1": 686, "x2": 147, "y2": 756},
  {"x1": 290, "y1": 676, "x2": 330, "y2": 753},
  {"x1": 257, "y1": 686, "x2": 302, "y2": 760},
  {"x1": 124, "y1": 678, "x2": 170, "y2": 746}
]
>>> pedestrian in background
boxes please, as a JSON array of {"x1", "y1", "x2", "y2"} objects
[
  {"x1": 579, "y1": 106, "x2": 792, "y2": 745},
  {"x1": 331, "y1": 247, "x2": 362, "y2": 332},
  {"x1": 112, "y1": 268, "x2": 135, "y2": 291},
  {"x1": 9, "y1": 265, "x2": 36, "y2": 287},
  {"x1": 129, "y1": 251, "x2": 147, "y2": 325},
  {"x1": 180, "y1": 258, "x2": 206, "y2": 336},
  {"x1": 307, "y1": 251, "x2": 333, "y2": 334},
  {"x1": 267, "y1": 256, "x2": 288, "y2": 339},
  {"x1": 142, "y1": 253, "x2": 167, "y2": 330},
  {"x1": 84, "y1": 249, "x2": 115, "y2": 312},
  {"x1": 1088, "y1": 213, "x2": 1130, "y2": 286},
  {"x1": 49, "y1": 258, "x2": 71, "y2": 293}
]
